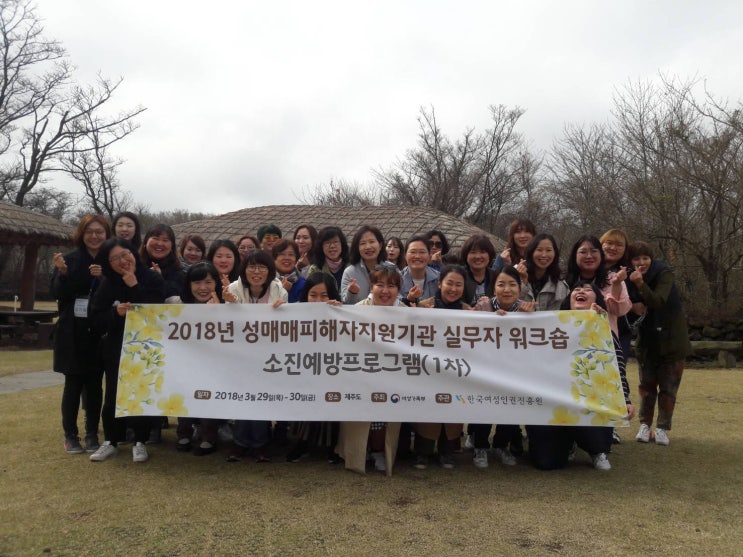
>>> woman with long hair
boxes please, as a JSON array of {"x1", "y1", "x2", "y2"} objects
[
  {"x1": 285, "y1": 272, "x2": 343, "y2": 464},
  {"x1": 223, "y1": 250, "x2": 288, "y2": 462},
  {"x1": 175, "y1": 262, "x2": 224, "y2": 456},
  {"x1": 51, "y1": 214, "x2": 111, "y2": 454},
  {"x1": 88, "y1": 238, "x2": 165, "y2": 463},
  {"x1": 112, "y1": 211, "x2": 142, "y2": 251},
  {"x1": 293, "y1": 224, "x2": 318, "y2": 277},
  {"x1": 385, "y1": 236, "x2": 406, "y2": 270},
  {"x1": 526, "y1": 281, "x2": 633, "y2": 471},
  {"x1": 520, "y1": 233, "x2": 569, "y2": 311},
  {"x1": 341, "y1": 225, "x2": 387, "y2": 304},
  {"x1": 492, "y1": 218, "x2": 536, "y2": 273},
  {"x1": 307, "y1": 226, "x2": 349, "y2": 289}
]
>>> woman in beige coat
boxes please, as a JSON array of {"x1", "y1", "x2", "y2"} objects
[{"x1": 336, "y1": 264, "x2": 403, "y2": 476}]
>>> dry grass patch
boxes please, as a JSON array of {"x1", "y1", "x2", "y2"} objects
[
  {"x1": 0, "y1": 349, "x2": 52, "y2": 377},
  {"x1": 0, "y1": 369, "x2": 742, "y2": 556}
]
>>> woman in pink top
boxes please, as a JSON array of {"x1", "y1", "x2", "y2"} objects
[{"x1": 565, "y1": 235, "x2": 631, "y2": 336}]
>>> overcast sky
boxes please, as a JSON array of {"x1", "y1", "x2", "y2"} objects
[{"x1": 37, "y1": 0, "x2": 743, "y2": 215}]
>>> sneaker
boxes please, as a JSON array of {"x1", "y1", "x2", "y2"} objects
[
  {"x1": 327, "y1": 451, "x2": 342, "y2": 464},
  {"x1": 654, "y1": 428, "x2": 670, "y2": 446},
  {"x1": 193, "y1": 442, "x2": 216, "y2": 456},
  {"x1": 592, "y1": 452, "x2": 611, "y2": 471},
  {"x1": 463, "y1": 434, "x2": 475, "y2": 450},
  {"x1": 371, "y1": 452, "x2": 386, "y2": 472},
  {"x1": 473, "y1": 448, "x2": 489, "y2": 468},
  {"x1": 132, "y1": 442, "x2": 149, "y2": 463},
  {"x1": 84, "y1": 434, "x2": 100, "y2": 453},
  {"x1": 612, "y1": 428, "x2": 621, "y2": 444},
  {"x1": 64, "y1": 436, "x2": 84, "y2": 454},
  {"x1": 412, "y1": 455, "x2": 428, "y2": 470},
  {"x1": 636, "y1": 423, "x2": 651, "y2": 443},
  {"x1": 492, "y1": 447, "x2": 517, "y2": 466},
  {"x1": 438, "y1": 454, "x2": 455, "y2": 469},
  {"x1": 176, "y1": 438, "x2": 192, "y2": 452},
  {"x1": 90, "y1": 441, "x2": 117, "y2": 461}
]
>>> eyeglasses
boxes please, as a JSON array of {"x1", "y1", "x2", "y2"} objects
[
  {"x1": 84, "y1": 228, "x2": 107, "y2": 237},
  {"x1": 109, "y1": 250, "x2": 132, "y2": 264},
  {"x1": 323, "y1": 240, "x2": 341, "y2": 247},
  {"x1": 431, "y1": 241, "x2": 443, "y2": 248},
  {"x1": 246, "y1": 264, "x2": 268, "y2": 273}
]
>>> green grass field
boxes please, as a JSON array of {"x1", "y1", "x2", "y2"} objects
[{"x1": 0, "y1": 367, "x2": 741, "y2": 556}]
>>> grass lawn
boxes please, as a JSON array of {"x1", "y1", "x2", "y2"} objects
[{"x1": 0, "y1": 367, "x2": 741, "y2": 556}]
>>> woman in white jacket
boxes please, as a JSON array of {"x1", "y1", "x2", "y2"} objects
[
  {"x1": 223, "y1": 250, "x2": 287, "y2": 462},
  {"x1": 519, "y1": 233, "x2": 569, "y2": 311}
]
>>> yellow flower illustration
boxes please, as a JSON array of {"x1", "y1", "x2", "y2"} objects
[
  {"x1": 157, "y1": 393, "x2": 188, "y2": 416},
  {"x1": 549, "y1": 405, "x2": 580, "y2": 425}
]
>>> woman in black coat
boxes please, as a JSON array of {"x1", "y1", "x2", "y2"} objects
[
  {"x1": 51, "y1": 214, "x2": 111, "y2": 455},
  {"x1": 87, "y1": 238, "x2": 165, "y2": 463}
]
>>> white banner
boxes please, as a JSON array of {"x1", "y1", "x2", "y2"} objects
[{"x1": 115, "y1": 303, "x2": 629, "y2": 426}]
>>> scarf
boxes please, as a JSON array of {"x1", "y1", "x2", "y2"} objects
[
  {"x1": 490, "y1": 297, "x2": 521, "y2": 312},
  {"x1": 326, "y1": 257, "x2": 344, "y2": 274}
]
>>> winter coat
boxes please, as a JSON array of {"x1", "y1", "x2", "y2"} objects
[
  {"x1": 226, "y1": 277, "x2": 288, "y2": 305},
  {"x1": 520, "y1": 277, "x2": 570, "y2": 311},
  {"x1": 629, "y1": 260, "x2": 691, "y2": 362},
  {"x1": 88, "y1": 265, "x2": 165, "y2": 373},
  {"x1": 463, "y1": 267, "x2": 498, "y2": 307},
  {"x1": 400, "y1": 266, "x2": 440, "y2": 301},
  {"x1": 50, "y1": 248, "x2": 102, "y2": 375},
  {"x1": 340, "y1": 262, "x2": 372, "y2": 305}
]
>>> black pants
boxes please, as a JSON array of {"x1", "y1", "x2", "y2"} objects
[
  {"x1": 61, "y1": 371, "x2": 103, "y2": 438},
  {"x1": 526, "y1": 425, "x2": 612, "y2": 470},
  {"x1": 101, "y1": 365, "x2": 151, "y2": 445}
]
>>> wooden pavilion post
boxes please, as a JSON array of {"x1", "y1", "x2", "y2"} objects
[{"x1": 19, "y1": 243, "x2": 39, "y2": 310}]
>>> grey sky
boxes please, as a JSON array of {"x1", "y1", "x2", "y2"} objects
[{"x1": 38, "y1": 0, "x2": 742, "y2": 214}]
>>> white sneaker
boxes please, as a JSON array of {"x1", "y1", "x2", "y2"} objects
[
  {"x1": 132, "y1": 442, "x2": 149, "y2": 463},
  {"x1": 492, "y1": 447, "x2": 517, "y2": 466},
  {"x1": 370, "y1": 452, "x2": 386, "y2": 472},
  {"x1": 473, "y1": 448, "x2": 489, "y2": 468},
  {"x1": 463, "y1": 434, "x2": 475, "y2": 450},
  {"x1": 636, "y1": 423, "x2": 651, "y2": 443},
  {"x1": 592, "y1": 452, "x2": 611, "y2": 471},
  {"x1": 654, "y1": 428, "x2": 670, "y2": 446},
  {"x1": 90, "y1": 441, "x2": 117, "y2": 462}
]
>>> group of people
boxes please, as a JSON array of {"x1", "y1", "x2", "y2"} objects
[{"x1": 51, "y1": 213, "x2": 690, "y2": 475}]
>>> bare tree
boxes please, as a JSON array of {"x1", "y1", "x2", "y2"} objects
[
  {"x1": 296, "y1": 178, "x2": 381, "y2": 207},
  {"x1": 373, "y1": 105, "x2": 530, "y2": 232},
  {"x1": 0, "y1": 0, "x2": 144, "y2": 212}
]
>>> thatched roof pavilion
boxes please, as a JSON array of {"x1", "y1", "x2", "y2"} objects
[{"x1": 0, "y1": 201, "x2": 73, "y2": 309}]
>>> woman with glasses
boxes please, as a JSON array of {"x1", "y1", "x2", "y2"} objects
[
  {"x1": 223, "y1": 250, "x2": 288, "y2": 462},
  {"x1": 306, "y1": 226, "x2": 349, "y2": 289},
  {"x1": 87, "y1": 238, "x2": 166, "y2": 463},
  {"x1": 566, "y1": 235, "x2": 631, "y2": 337},
  {"x1": 52, "y1": 214, "x2": 111, "y2": 455},
  {"x1": 341, "y1": 225, "x2": 387, "y2": 305}
]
